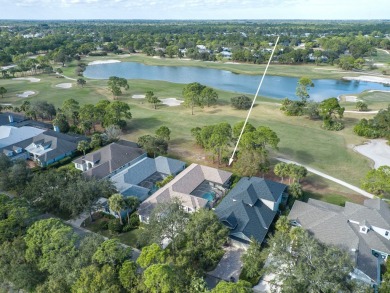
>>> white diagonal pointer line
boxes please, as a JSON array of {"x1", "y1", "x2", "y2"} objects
[{"x1": 228, "y1": 36, "x2": 280, "y2": 166}]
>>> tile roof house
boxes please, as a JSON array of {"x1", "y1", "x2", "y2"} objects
[
  {"x1": 110, "y1": 156, "x2": 186, "y2": 202},
  {"x1": 215, "y1": 177, "x2": 288, "y2": 248},
  {"x1": 138, "y1": 163, "x2": 232, "y2": 223},
  {"x1": 73, "y1": 140, "x2": 146, "y2": 179},
  {"x1": 288, "y1": 198, "x2": 390, "y2": 285}
]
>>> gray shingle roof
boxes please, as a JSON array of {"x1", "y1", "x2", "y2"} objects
[
  {"x1": 110, "y1": 156, "x2": 186, "y2": 198},
  {"x1": 0, "y1": 112, "x2": 26, "y2": 126},
  {"x1": 155, "y1": 156, "x2": 186, "y2": 175},
  {"x1": 74, "y1": 141, "x2": 145, "y2": 179},
  {"x1": 28, "y1": 130, "x2": 85, "y2": 163},
  {"x1": 288, "y1": 198, "x2": 390, "y2": 282},
  {"x1": 215, "y1": 177, "x2": 287, "y2": 244}
]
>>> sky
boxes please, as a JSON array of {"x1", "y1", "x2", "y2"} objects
[{"x1": 0, "y1": 0, "x2": 389, "y2": 20}]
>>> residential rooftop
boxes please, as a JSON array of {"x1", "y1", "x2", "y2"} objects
[
  {"x1": 73, "y1": 140, "x2": 146, "y2": 179},
  {"x1": 138, "y1": 163, "x2": 232, "y2": 220},
  {"x1": 215, "y1": 177, "x2": 287, "y2": 245},
  {"x1": 288, "y1": 198, "x2": 390, "y2": 284}
]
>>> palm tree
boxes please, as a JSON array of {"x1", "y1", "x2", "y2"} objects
[
  {"x1": 108, "y1": 194, "x2": 126, "y2": 225},
  {"x1": 124, "y1": 196, "x2": 140, "y2": 224}
]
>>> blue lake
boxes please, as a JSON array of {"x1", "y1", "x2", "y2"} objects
[{"x1": 83, "y1": 62, "x2": 389, "y2": 101}]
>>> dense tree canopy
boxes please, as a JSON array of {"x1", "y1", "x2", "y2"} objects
[
  {"x1": 354, "y1": 105, "x2": 390, "y2": 139},
  {"x1": 231, "y1": 95, "x2": 252, "y2": 110},
  {"x1": 183, "y1": 82, "x2": 206, "y2": 115},
  {"x1": 266, "y1": 229, "x2": 357, "y2": 292},
  {"x1": 361, "y1": 166, "x2": 390, "y2": 199}
]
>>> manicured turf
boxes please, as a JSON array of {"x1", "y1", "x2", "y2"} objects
[
  {"x1": 369, "y1": 49, "x2": 390, "y2": 64},
  {"x1": 0, "y1": 55, "x2": 381, "y2": 189},
  {"x1": 303, "y1": 191, "x2": 349, "y2": 207}
]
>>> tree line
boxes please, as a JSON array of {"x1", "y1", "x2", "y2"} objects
[
  {"x1": 1, "y1": 20, "x2": 389, "y2": 70},
  {"x1": 0, "y1": 193, "x2": 254, "y2": 292},
  {"x1": 191, "y1": 120, "x2": 280, "y2": 178},
  {"x1": 281, "y1": 77, "x2": 345, "y2": 131}
]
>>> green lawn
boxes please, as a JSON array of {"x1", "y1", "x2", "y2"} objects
[
  {"x1": 341, "y1": 90, "x2": 390, "y2": 110},
  {"x1": 303, "y1": 191, "x2": 349, "y2": 207},
  {"x1": 370, "y1": 49, "x2": 390, "y2": 64},
  {"x1": 0, "y1": 55, "x2": 381, "y2": 192},
  {"x1": 83, "y1": 214, "x2": 142, "y2": 248}
]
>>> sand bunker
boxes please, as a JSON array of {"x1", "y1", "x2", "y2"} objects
[
  {"x1": 368, "y1": 90, "x2": 390, "y2": 93},
  {"x1": 55, "y1": 83, "x2": 72, "y2": 89},
  {"x1": 160, "y1": 98, "x2": 184, "y2": 107},
  {"x1": 13, "y1": 77, "x2": 40, "y2": 83},
  {"x1": 354, "y1": 139, "x2": 390, "y2": 169},
  {"x1": 16, "y1": 91, "x2": 35, "y2": 98},
  {"x1": 343, "y1": 75, "x2": 390, "y2": 85},
  {"x1": 132, "y1": 94, "x2": 145, "y2": 99},
  {"x1": 1, "y1": 65, "x2": 17, "y2": 70},
  {"x1": 344, "y1": 95, "x2": 359, "y2": 102},
  {"x1": 88, "y1": 60, "x2": 121, "y2": 66}
]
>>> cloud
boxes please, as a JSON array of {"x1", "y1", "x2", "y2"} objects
[
  {"x1": 5, "y1": 0, "x2": 299, "y2": 9},
  {"x1": 0, "y1": 0, "x2": 388, "y2": 19}
]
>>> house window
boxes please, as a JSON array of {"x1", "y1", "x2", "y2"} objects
[{"x1": 386, "y1": 231, "x2": 389, "y2": 236}]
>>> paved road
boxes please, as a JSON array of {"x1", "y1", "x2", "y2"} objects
[
  {"x1": 207, "y1": 247, "x2": 244, "y2": 282},
  {"x1": 345, "y1": 110, "x2": 379, "y2": 114},
  {"x1": 55, "y1": 72, "x2": 77, "y2": 81},
  {"x1": 276, "y1": 158, "x2": 374, "y2": 199}
]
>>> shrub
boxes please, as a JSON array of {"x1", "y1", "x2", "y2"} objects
[
  {"x1": 280, "y1": 98, "x2": 305, "y2": 116},
  {"x1": 88, "y1": 51, "x2": 108, "y2": 56},
  {"x1": 231, "y1": 95, "x2": 252, "y2": 110},
  {"x1": 322, "y1": 119, "x2": 344, "y2": 131},
  {"x1": 128, "y1": 213, "x2": 140, "y2": 229},
  {"x1": 108, "y1": 219, "x2": 123, "y2": 233},
  {"x1": 103, "y1": 212, "x2": 116, "y2": 220},
  {"x1": 99, "y1": 220, "x2": 109, "y2": 230},
  {"x1": 156, "y1": 175, "x2": 174, "y2": 188},
  {"x1": 356, "y1": 101, "x2": 368, "y2": 112},
  {"x1": 122, "y1": 224, "x2": 133, "y2": 232}
]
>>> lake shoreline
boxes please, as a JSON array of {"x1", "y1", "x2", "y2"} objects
[
  {"x1": 83, "y1": 53, "x2": 361, "y2": 80},
  {"x1": 83, "y1": 61, "x2": 390, "y2": 101}
]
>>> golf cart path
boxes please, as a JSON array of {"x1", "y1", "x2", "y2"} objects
[
  {"x1": 276, "y1": 158, "x2": 374, "y2": 199},
  {"x1": 55, "y1": 72, "x2": 77, "y2": 81}
]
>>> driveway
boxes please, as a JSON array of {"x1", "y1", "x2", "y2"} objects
[
  {"x1": 207, "y1": 246, "x2": 244, "y2": 282},
  {"x1": 66, "y1": 211, "x2": 90, "y2": 228}
]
